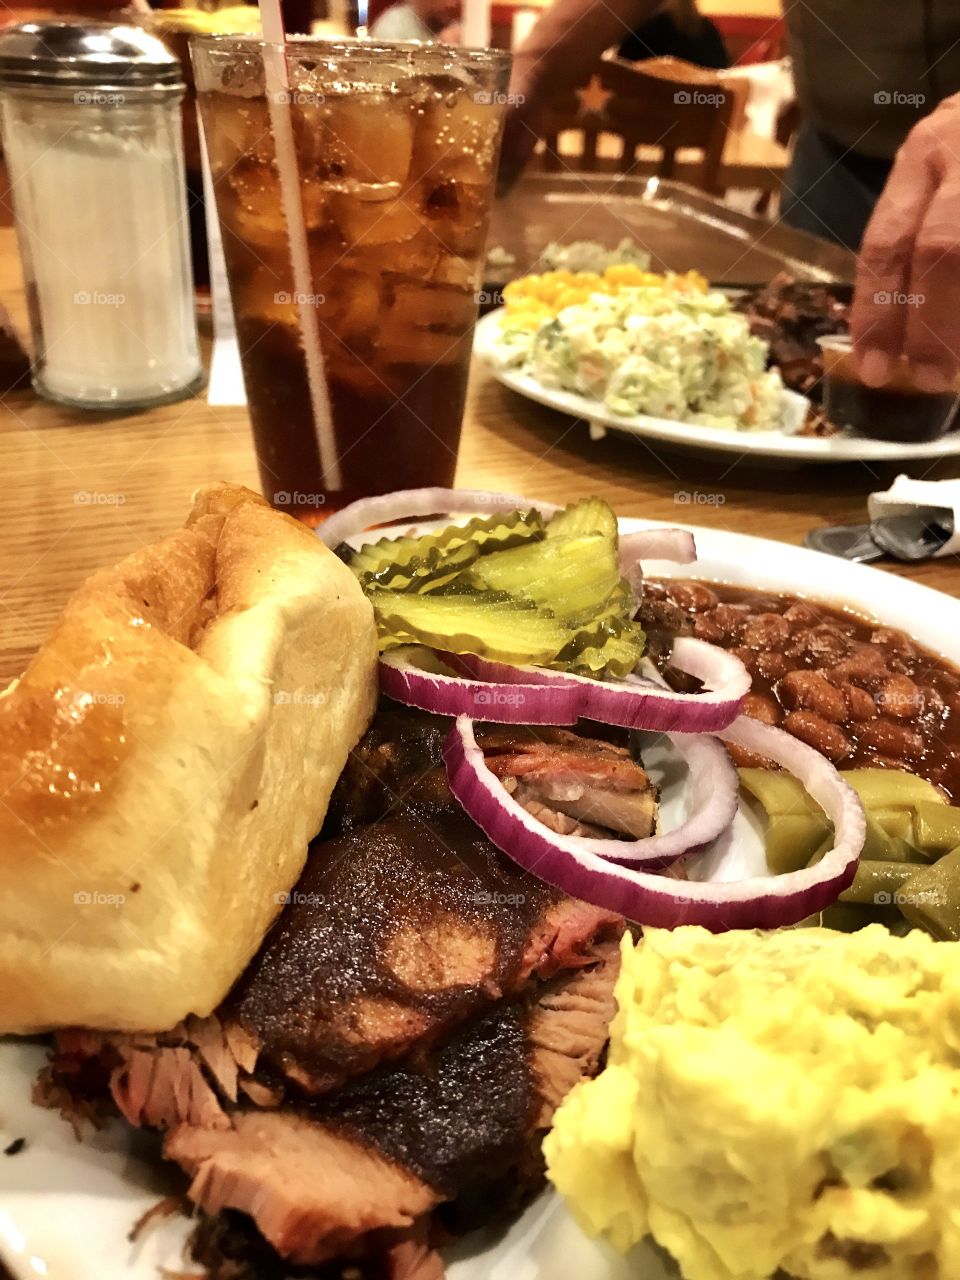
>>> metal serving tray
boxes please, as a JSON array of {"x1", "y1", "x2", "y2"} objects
[{"x1": 484, "y1": 174, "x2": 855, "y2": 288}]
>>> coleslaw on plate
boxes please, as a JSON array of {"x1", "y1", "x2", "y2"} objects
[{"x1": 491, "y1": 267, "x2": 787, "y2": 432}]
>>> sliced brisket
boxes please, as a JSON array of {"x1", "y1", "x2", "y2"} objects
[
  {"x1": 166, "y1": 942, "x2": 619, "y2": 1266},
  {"x1": 170, "y1": 1109, "x2": 438, "y2": 1264},
  {"x1": 38, "y1": 704, "x2": 634, "y2": 1275},
  {"x1": 227, "y1": 810, "x2": 620, "y2": 1096},
  {"x1": 44, "y1": 819, "x2": 621, "y2": 1131}
]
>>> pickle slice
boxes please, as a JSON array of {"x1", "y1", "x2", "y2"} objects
[
  {"x1": 546, "y1": 497, "x2": 619, "y2": 541},
  {"x1": 464, "y1": 533, "x2": 621, "y2": 623},
  {"x1": 374, "y1": 583, "x2": 643, "y2": 676},
  {"x1": 350, "y1": 509, "x2": 545, "y2": 591},
  {"x1": 370, "y1": 588, "x2": 575, "y2": 665},
  {"x1": 554, "y1": 591, "x2": 645, "y2": 676},
  {"x1": 557, "y1": 615, "x2": 646, "y2": 678},
  {"x1": 356, "y1": 538, "x2": 482, "y2": 594},
  {"x1": 561, "y1": 631, "x2": 645, "y2": 678},
  {"x1": 354, "y1": 496, "x2": 646, "y2": 678}
]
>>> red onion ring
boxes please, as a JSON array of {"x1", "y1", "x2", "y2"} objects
[
  {"x1": 618, "y1": 528, "x2": 697, "y2": 568},
  {"x1": 319, "y1": 488, "x2": 560, "y2": 549},
  {"x1": 441, "y1": 715, "x2": 737, "y2": 870},
  {"x1": 444, "y1": 714, "x2": 864, "y2": 930},
  {"x1": 445, "y1": 638, "x2": 749, "y2": 733},
  {"x1": 619, "y1": 527, "x2": 696, "y2": 594},
  {"x1": 378, "y1": 649, "x2": 580, "y2": 725}
]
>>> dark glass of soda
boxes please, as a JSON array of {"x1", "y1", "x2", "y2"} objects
[{"x1": 193, "y1": 35, "x2": 510, "y2": 524}]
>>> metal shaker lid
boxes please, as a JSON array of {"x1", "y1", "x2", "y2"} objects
[{"x1": 0, "y1": 21, "x2": 184, "y2": 92}]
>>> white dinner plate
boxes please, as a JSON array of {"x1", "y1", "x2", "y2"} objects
[
  {"x1": 5, "y1": 517, "x2": 960, "y2": 1280},
  {"x1": 475, "y1": 310, "x2": 960, "y2": 463}
]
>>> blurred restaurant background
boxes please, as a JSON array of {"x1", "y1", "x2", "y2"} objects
[
  {"x1": 0, "y1": 0, "x2": 792, "y2": 234},
  {"x1": 0, "y1": 0, "x2": 956, "y2": 645}
]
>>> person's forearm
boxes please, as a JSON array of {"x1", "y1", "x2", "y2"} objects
[
  {"x1": 509, "y1": 0, "x2": 661, "y2": 102},
  {"x1": 497, "y1": 0, "x2": 659, "y2": 191}
]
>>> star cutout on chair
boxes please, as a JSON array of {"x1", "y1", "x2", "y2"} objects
[{"x1": 575, "y1": 74, "x2": 614, "y2": 117}]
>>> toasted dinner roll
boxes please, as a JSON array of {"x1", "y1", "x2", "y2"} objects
[{"x1": 0, "y1": 484, "x2": 377, "y2": 1033}]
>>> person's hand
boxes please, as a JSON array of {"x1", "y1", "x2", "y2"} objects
[{"x1": 851, "y1": 95, "x2": 960, "y2": 392}]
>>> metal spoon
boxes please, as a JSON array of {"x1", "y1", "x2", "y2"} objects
[
  {"x1": 805, "y1": 506, "x2": 954, "y2": 563},
  {"x1": 804, "y1": 522, "x2": 884, "y2": 563},
  {"x1": 869, "y1": 508, "x2": 954, "y2": 561}
]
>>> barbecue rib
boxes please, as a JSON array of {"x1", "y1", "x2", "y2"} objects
[{"x1": 40, "y1": 706, "x2": 641, "y2": 1275}]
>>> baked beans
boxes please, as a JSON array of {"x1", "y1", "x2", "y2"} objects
[{"x1": 643, "y1": 580, "x2": 960, "y2": 800}]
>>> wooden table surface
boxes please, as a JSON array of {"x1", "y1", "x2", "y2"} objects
[{"x1": 2, "y1": 222, "x2": 960, "y2": 688}]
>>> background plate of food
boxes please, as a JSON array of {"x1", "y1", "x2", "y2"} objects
[
  {"x1": 475, "y1": 268, "x2": 960, "y2": 463},
  {"x1": 4, "y1": 487, "x2": 960, "y2": 1280}
]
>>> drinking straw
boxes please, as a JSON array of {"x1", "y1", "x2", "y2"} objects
[
  {"x1": 462, "y1": 0, "x2": 491, "y2": 48},
  {"x1": 258, "y1": 0, "x2": 343, "y2": 491}
]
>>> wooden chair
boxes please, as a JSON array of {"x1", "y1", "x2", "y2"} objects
[
  {"x1": 539, "y1": 56, "x2": 738, "y2": 194},
  {"x1": 754, "y1": 96, "x2": 800, "y2": 215}
]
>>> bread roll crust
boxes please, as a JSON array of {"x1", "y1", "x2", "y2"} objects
[{"x1": 0, "y1": 484, "x2": 378, "y2": 1033}]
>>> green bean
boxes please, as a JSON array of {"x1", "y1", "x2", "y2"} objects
[
  {"x1": 913, "y1": 802, "x2": 960, "y2": 856},
  {"x1": 740, "y1": 766, "x2": 950, "y2": 879},
  {"x1": 838, "y1": 860, "x2": 918, "y2": 906},
  {"x1": 861, "y1": 813, "x2": 925, "y2": 863},
  {"x1": 840, "y1": 769, "x2": 946, "y2": 811},
  {"x1": 871, "y1": 808, "x2": 915, "y2": 843},
  {"x1": 764, "y1": 814, "x2": 832, "y2": 874},
  {"x1": 820, "y1": 902, "x2": 905, "y2": 934},
  {"x1": 898, "y1": 848, "x2": 960, "y2": 941},
  {"x1": 738, "y1": 768, "x2": 821, "y2": 818}
]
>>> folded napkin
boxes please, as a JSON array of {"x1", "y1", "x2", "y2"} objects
[{"x1": 868, "y1": 475, "x2": 960, "y2": 557}]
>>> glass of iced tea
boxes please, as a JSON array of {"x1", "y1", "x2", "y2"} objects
[{"x1": 191, "y1": 35, "x2": 510, "y2": 523}]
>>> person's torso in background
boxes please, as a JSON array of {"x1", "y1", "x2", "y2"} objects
[
  {"x1": 619, "y1": 11, "x2": 730, "y2": 70},
  {"x1": 785, "y1": 0, "x2": 960, "y2": 158}
]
